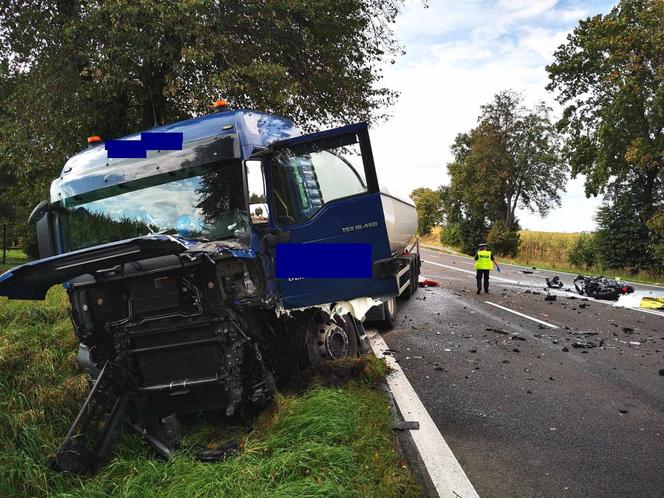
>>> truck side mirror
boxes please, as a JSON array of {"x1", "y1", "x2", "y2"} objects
[
  {"x1": 28, "y1": 200, "x2": 56, "y2": 259},
  {"x1": 245, "y1": 160, "x2": 269, "y2": 224}
]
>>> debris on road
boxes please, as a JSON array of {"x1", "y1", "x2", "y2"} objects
[
  {"x1": 640, "y1": 297, "x2": 664, "y2": 310},
  {"x1": 522, "y1": 270, "x2": 534, "y2": 274},
  {"x1": 487, "y1": 327, "x2": 509, "y2": 335},
  {"x1": 546, "y1": 276, "x2": 564, "y2": 289},
  {"x1": 572, "y1": 341, "x2": 597, "y2": 349},
  {"x1": 545, "y1": 294, "x2": 557, "y2": 302},
  {"x1": 393, "y1": 420, "x2": 420, "y2": 431},
  {"x1": 418, "y1": 279, "x2": 439, "y2": 287}
]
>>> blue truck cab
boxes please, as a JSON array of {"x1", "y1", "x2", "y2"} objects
[{"x1": 0, "y1": 105, "x2": 418, "y2": 473}]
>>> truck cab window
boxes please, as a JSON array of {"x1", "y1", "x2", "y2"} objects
[{"x1": 271, "y1": 138, "x2": 367, "y2": 225}]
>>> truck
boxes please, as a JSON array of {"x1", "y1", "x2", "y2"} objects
[{"x1": 0, "y1": 103, "x2": 419, "y2": 473}]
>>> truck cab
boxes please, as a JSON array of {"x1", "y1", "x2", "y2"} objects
[{"x1": 0, "y1": 106, "x2": 417, "y2": 473}]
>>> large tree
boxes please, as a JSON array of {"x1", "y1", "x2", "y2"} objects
[
  {"x1": 0, "y1": 0, "x2": 404, "y2": 246},
  {"x1": 410, "y1": 187, "x2": 443, "y2": 235},
  {"x1": 547, "y1": 0, "x2": 663, "y2": 204},
  {"x1": 445, "y1": 91, "x2": 566, "y2": 254},
  {"x1": 547, "y1": 0, "x2": 664, "y2": 271}
]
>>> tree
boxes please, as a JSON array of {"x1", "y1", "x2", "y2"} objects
[
  {"x1": 0, "y1": 0, "x2": 405, "y2": 248},
  {"x1": 444, "y1": 91, "x2": 566, "y2": 254},
  {"x1": 410, "y1": 187, "x2": 443, "y2": 235},
  {"x1": 547, "y1": 0, "x2": 664, "y2": 273}
]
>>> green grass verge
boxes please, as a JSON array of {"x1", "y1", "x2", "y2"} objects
[{"x1": 0, "y1": 288, "x2": 418, "y2": 498}]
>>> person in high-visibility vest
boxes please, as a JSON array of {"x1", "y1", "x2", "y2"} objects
[{"x1": 474, "y1": 243, "x2": 499, "y2": 294}]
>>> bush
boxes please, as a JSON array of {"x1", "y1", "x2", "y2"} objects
[
  {"x1": 440, "y1": 223, "x2": 462, "y2": 247},
  {"x1": 486, "y1": 221, "x2": 520, "y2": 257},
  {"x1": 568, "y1": 233, "x2": 597, "y2": 269}
]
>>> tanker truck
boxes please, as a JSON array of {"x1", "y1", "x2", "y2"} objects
[{"x1": 0, "y1": 103, "x2": 419, "y2": 473}]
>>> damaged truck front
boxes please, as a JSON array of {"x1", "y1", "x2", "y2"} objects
[{"x1": 0, "y1": 108, "x2": 419, "y2": 473}]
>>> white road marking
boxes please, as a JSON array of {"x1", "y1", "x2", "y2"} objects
[
  {"x1": 368, "y1": 331, "x2": 480, "y2": 498},
  {"x1": 484, "y1": 301, "x2": 559, "y2": 329}
]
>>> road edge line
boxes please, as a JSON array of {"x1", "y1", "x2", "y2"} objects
[
  {"x1": 368, "y1": 331, "x2": 480, "y2": 498},
  {"x1": 485, "y1": 301, "x2": 559, "y2": 328}
]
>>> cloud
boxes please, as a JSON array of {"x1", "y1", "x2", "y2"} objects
[{"x1": 370, "y1": 0, "x2": 612, "y2": 231}]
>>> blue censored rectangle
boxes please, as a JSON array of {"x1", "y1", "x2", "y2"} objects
[
  {"x1": 105, "y1": 140, "x2": 147, "y2": 158},
  {"x1": 141, "y1": 132, "x2": 183, "y2": 150},
  {"x1": 276, "y1": 243, "x2": 372, "y2": 278}
]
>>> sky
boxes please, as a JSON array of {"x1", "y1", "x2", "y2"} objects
[{"x1": 370, "y1": 0, "x2": 617, "y2": 232}]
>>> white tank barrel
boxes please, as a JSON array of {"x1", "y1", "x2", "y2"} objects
[{"x1": 380, "y1": 190, "x2": 418, "y2": 255}]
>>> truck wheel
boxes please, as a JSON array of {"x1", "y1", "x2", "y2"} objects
[
  {"x1": 305, "y1": 314, "x2": 359, "y2": 367},
  {"x1": 375, "y1": 297, "x2": 397, "y2": 330},
  {"x1": 410, "y1": 254, "x2": 420, "y2": 295}
]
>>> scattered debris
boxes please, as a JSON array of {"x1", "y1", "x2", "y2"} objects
[
  {"x1": 487, "y1": 327, "x2": 509, "y2": 335},
  {"x1": 579, "y1": 303, "x2": 590, "y2": 309},
  {"x1": 659, "y1": 369, "x2": 664, "y2": 376},
  {"x1": 572, "y1": 341, "x2": 596, "y2": 349},
  {"x1": 619, "y1": 409, "x2": 629, "y2": 415},
  {"x1": 511, "y1": 334, "x2": 527, "y2": 341},
  {"x1": 629, "y1": 341, "x2": 641, "y2": 346},
  {"x1": 501, "y1": 360, "x2": 510, "y2": 364},
  {"x1": 393, "y1": 420, "x2": 420, "y2": 431},
  {"x1": 545, "y1": 294, "x2": 557, "y2": 302},
  {"x1": 569, "y1": 331, "x2": 598, "y2": 337},
  {"x1": 418, "y1": 279, "x2": 439, "y2": 288},
  {"x1": 522, "y1": 270, "x2": 534, "y2": 274},
  {"x1": 545, "y1": 276, "x2": 564, "y2": 289},
  {"x1": 561, "y1": 347, "x2": 569, "y2": 352},
  {"x1": 512, "y1": 348, "x2": 520, "y2": 353},
  {"x1": 622, "y1": 327, "x2": 634, "y2": 334}
]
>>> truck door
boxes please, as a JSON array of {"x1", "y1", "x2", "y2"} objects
[{"x1": 263, "y1": 123, "x2": 399, "y2": 309}]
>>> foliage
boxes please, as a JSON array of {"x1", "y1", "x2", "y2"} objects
[
  {"x1": 547, "y1": 0, "x2": 664, "y2": 272},
  {"x1": 410, "y1": 187, "x2": 443, "y2": 235},
  {"x1": 443, "y1": 90, "x2": 565, "y2": 254},
  {"x1": 0, "y1": 288, "x2": 418, "y2": 498},
  {"x1": 0, "y1": 0, "x2": 405, "y2": 251},
  {"x1": 594, "y1": 187, "x2": 658, "y2": 272},
  {"x1": 440, "y1": 223, "x2": 462, "y2": 247},
  {"x1": 568, "y1": 233, "x2": 598, "y2": 269},
  {"x1": 486, "y1": 220, "x2": 520, "y2": 257}
]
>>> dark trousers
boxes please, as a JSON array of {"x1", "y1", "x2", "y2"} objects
[{"x1": 476, "y1": 269, "x2": 490, "y2": 292}]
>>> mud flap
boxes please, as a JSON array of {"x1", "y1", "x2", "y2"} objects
[{"x1": 52, "y1": 362, "x2": 128, "y2": 474}]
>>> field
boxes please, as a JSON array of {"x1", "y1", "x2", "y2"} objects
[
  {"x1": 0, "y1": 287, "x2": 419, "y2": 498},
  {"x1": 423, "y1": 227, "x2": 662, "y2": 284}
]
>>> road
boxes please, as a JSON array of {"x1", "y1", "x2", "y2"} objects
[{"x1": 378, "y1": 248, "x2": 664, "y2": 498}]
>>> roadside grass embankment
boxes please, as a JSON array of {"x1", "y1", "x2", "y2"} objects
[
  {"x1": 423, "y1": 227, "x2": 662, "y2": 285},
  {"x1": 0, "y1": 287, "x2": 419, "y2": 498}
]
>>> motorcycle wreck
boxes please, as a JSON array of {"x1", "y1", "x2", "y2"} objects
[{"x1": 573, "y1": 275, "x2": 635, "y2": 300}]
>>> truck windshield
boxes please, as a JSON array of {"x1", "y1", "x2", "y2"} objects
[{"x1": 59, "y1": 161, "x2": 246, "y2": 252}]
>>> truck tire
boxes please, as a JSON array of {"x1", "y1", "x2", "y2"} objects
[
  {"x1": 304, "y1": 313, "x2": 359, "y2": 368},
  {"x1": 375, "y1": 297, "x2": 397, "y2": 330}
]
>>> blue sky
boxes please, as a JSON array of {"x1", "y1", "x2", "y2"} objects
[{"x1": 371, "y1": 0, "x2": 617, "y2": 232}]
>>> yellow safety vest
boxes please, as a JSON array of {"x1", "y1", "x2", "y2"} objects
[{"x1": 475, "y1": 250, "x2": 493, "y2": 270}]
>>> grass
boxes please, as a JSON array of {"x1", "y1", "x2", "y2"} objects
[
  {"x1": 0, "y1": 249, "x2": 29, "y2": 273},
  {"x1": 423, "y1": 227, "x2": 662, "y2": 285},
  {"x1": 0, "y1": 287, "x2": 418, "y2": 498}
]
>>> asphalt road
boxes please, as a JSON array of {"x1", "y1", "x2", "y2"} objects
[{"x1": 379, "y1": 248, "x2": 664, "y2": 498}]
